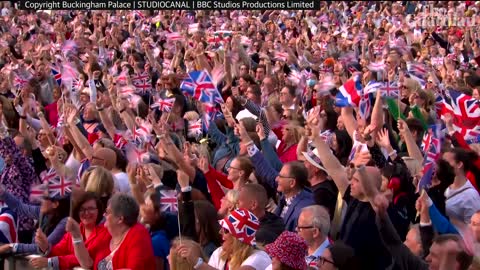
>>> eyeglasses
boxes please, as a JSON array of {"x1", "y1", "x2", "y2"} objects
[
  {"x1": 228, "y1": 165, "x2": 241, "y2": 171},
  {"x1": 316, "y1": 256, "x2": 336, "y2": 266},
  {"x1": 79, "y1": 207, "x2": 98, "y2": 214},
  {"x1": 277, "y1": 174, "x2": 295, "y2": 180},
  {"x1": 296, "y1": 225, "x2": 315, "y2": 232}
]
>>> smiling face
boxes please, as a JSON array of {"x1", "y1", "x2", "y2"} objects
[{"x1": 79, "y1": 199, "x2": 99, "y2": 226}]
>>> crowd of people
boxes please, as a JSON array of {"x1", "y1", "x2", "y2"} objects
[{"x1": 0, "y1": 1, "x2": 479, "y2": 270}]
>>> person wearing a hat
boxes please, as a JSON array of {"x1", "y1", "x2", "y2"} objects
[
  {"x1": 178, "y1": 208, "x2": 271, "y2": 270},
  {"x1": 265, "y1": 231, "x2": 308, "y2": 270},
  {"x1": 301, "y1": 148, "x2": 338, "y2": 220}
]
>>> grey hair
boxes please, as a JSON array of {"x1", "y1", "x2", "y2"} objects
[
  {"x1": 109, "y1": 193, "x2": 139, "y2": 227},
  {"x1": 301, "y1": 205, "x2": 331, "y2": 236}
]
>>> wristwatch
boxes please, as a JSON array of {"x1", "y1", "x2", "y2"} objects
[{"x1": 193, "y1": 257, "x2": 204, "y2": 269}]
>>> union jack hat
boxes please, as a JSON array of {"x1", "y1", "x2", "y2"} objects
[{"x1": 219, "y1": 208, "x2": 260, "y2": 247}]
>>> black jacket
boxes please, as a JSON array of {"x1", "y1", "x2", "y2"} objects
[{"x1": 256, "y1": 211, "x2": 285, "y2": 246}]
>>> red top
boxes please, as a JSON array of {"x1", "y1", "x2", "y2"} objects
[
  {"x1": 44, "y1": 101, "x2": 59, "y2": 127},
  {"x1": 277, "y1": 142, "x2": 299, "y2": 163},
  {"x1": 452, "y1": 131, "x2": 480, "y2": 191},
  {"x1": 204, "y1": 166, "x2": 234, "y2": 210},
  {"x1": 92, "y1": 223, "x2": 156, "y2": 270},
  {"x1": 49, "y1": 223, "x2": 110, "y2": 270}
]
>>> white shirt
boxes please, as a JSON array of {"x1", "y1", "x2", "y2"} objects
[
  {"x1": 445, "y1": 180, "x2": 480, "y2": 224},
  {"x1": 65, "y1": 154, "x2": 81, "y2": 180},
  {"x1": 114, "y1": 172, "x2": 131, "y2": 194},
  {"x1": 208, "y1": 247, "x2": 271, "y2": 270}
]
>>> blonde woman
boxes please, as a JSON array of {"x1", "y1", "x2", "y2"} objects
[
  {"x1": 277, "y1": 121, "x2": 302, "y2": 163},
  {"x1": 168, "y1": 238, "x2": 207, "y2": 270},
  {"x1": 81, "y1": 166, "x2": 115, "y2": 210},
  {"x1": 218, "y1": 190, "x2": 238, "y2": 218},
  {"x1": 178, "y1": 208, "x2": 271, "y2": 270}
]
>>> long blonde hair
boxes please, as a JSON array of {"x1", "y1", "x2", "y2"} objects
[
  {"x1": 170, "y1": 238, "x2": 206, "y2": 270},
  {"x1": 82, "y1": 167, "x2": 115, "y2": 197},
  {"x1": 220, "y1": 238, "x2": 254, "y2": 270}
]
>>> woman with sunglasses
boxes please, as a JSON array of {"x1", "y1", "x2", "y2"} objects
[
  {"x1": 0, "y1": 183, "x2": 70, "y2": 256},
  {"x1": 30, "y1": 192, "x2": 108, "y2": 270},
  {"x1": 316, "y1": 242, "x2": 359, "y2": 270}
]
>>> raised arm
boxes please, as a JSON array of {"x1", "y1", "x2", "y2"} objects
[
  {"x1": 308, "y1": 107, "x2": 349, "y2": 196},
  {"x1": 397, "y1": 119, "x2": 424, "y2": 165}
]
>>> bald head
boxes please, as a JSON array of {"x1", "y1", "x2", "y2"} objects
[{"x1": 91, "y1": 147, "x2": 117, "y2": 170}]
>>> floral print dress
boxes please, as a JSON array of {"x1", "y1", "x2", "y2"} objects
[{"x1": 0, "y1": 136, "x2": 39, "y2": 232}]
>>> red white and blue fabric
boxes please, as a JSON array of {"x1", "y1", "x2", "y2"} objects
[
  {"x1": 51, "y1": 65, "x2": 62, "y2": 86},
  {"x1": 132, "y1": 71, "x2": 152, "y2": 94},
  {"x1": 367, "y1": 61, "x2": 386, "y2": 72},
  {"x1": 438, "y1": 89, "x2": 480, "y2": 139},
  {"x1": 77, "y1": 159, "x2": 91, "y2": 185},
  {"x1": 378, "y1": 81, "x2": 400, "y2": 98},
  {"x1": 359, "y1": 92, "x2": 373, "y2": 120},
  {"x1": 133, "y1": 119, "x2": 153, "y2": 145},
  {"x1": 62, "y1": 40, "x2": 78, "y2": 58},
  {"x1": 408, "y1": 62, "x2": 428, "y2": 78},
  {"x1": 273, "y1": 51, "x2": 289, "y2": 62},
  {"x1": 0, "y1": 205, "x2": 17, "y2": 244},
  {"x1": 151, "y1": 97, "x2": 175, "y2": 112},
  {"x1": 180, "y1": 70, "x2": 223, "y2": 104},
  {"x1": 13, "y1": 74, "x2": 28, "y2": 90},
  {"x1": 335, "y1": 75, "x2": 362, "y2": 107},
  {"x1": 418, "y1": 126, "x2": 442, "y2": 191},
  {"x1": 159, "y1": 189, "x2": 178, "y2": 213},
  {"x1": 126, "y1": 146, "x2": 149, "y2": 164},
  {"x1": 166, "y1": 32, "x2": 184, "y2": 42},
  {"x1": 219, "y1": 208, "x2": 260, "y2": 246},
  {"x1": 265, "y1": 231, "x2": 308, "y2": 270},
  {"x1": 187, "y1": 119, "x2": 203, "y2": 139}
]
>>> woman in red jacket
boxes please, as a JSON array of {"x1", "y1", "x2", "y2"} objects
[
  {"x1": 71, "y1": 193, "x2": 156, "y2": 270},
  {"x1": 30, "y1": 192, "x2": 108, "y2": 270}
]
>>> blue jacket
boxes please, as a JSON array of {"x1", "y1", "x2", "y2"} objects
[{"x1": 275, "y1": 189, "x2": 314, "y2": 232}]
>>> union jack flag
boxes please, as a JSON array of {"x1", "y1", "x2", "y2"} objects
[
  {"x1": 408, "y1": 62, "x2": 428, "y2": 78},
  {"x1": 13, "y1": 74, "x2": 28, "y2": 90},
  {"x1": 358, "y1": 92, "x2": 373, "y2": 120},
  {"x1": 368, "y1": 61, "x2": 386, "y2": 72},
  {"x1": 159, "y1": 189, "x2": 178, "y2": 213},
  {"x1": 0, "y1": 206, "x2": 17, "y2": 244},
  {"x1": 62, "y1": 40, "x2": 78, "y2": 58},
  {"x1": 220, "y1": 209, "x2": 260, "y2": 246},
  {"x1": 440, "y1": 89, "x2": 480, "y2": 132},
  {"x1": 113, "y1": 133, "x2": 130, "y2": 150},
  {"x1": 35, "y1": 169, "x2": 72, "y2": 198},
  {"x1": 77, "y1": 159, "x2": 90, "y2": 185},
  {"x1": 418, "y1": 126, "x2": 442, "y2": 191},
  {"x1": 133, "y1": 118, "x2": 153, "y2": 144},
  {"x1": 151, "y1": 97, "x2": 175, "y2": 112},
  {"x1": 187, "y1": 119, "x2": 202, "y2": 138},
  {"x1": 165, "y1": 32, "x2": 184, "y2": 42},
  {"x1": 132, "y1": 11, "x2": 144, "y2": 20},
  {"x1": 378, "y1": 82, "x2": 400, "y2": 98},
  {"x1": 180, "y1": 70, "x2": 223, "y2": 104},
  {"x1": 318, "y1": 41, "x2": 328, "y2": 56},
  {"x1": 431, "y1": 57, "x2": 444, "y2": 67},
  {"x1": 51, "y1": 65, "x2": 62, "y2": 86},
  {"x1": 273, "y1": 51, "x2": 289, "y2": 62},
  {"x1": 127, "y1": 146, "x2": 149, "y2": 164},
  {"x1": 335, "y1": 74, "x2": 363, "y2": 107},
  {"x1": 132, "y1": 71, "x2": 152, "y2": 94},
  {"x1": 119, "y1": 85, "x2": 135, "y2": 97}
]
